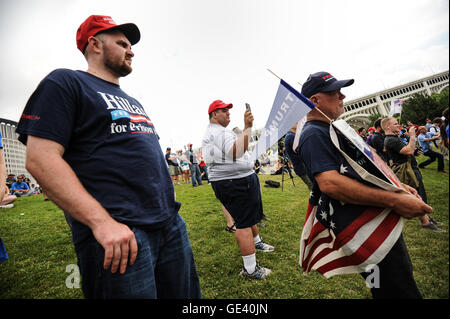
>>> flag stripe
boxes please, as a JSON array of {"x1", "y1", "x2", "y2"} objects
[
  {"x1": 302, "y1": 207, "x2": 381, "y2": 270},
  {"x1": 300, "y1": 204, "x2": 402, "y2": 277},
  {"x1": 280, "y1": 79, "x2": 315, "y2": 109},
  {"x1": 333, "y1": 207, "x2": 385, "y2": 249},
  {"x1": 317, "y1": 211, "x2": 399, "y2": 272},
  {"x1": 321, "y1": 216, "x2": 403, "y2": 278},
  {"x1": 130, "y1": 114, "x2": 153, "y2": 125},
  {"x1": 303, "y1": 211, "x2": 401, "y2": 276}
]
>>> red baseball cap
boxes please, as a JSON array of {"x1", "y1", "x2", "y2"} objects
[
  {"x1": 208, "y1": 100, "x2": 233, "y2": 114},
  {"x1": 368, "y1": 127, "x2": 375, "y2": 132},
  {"x1": 76, "y1": 15, "x2": 140, "y2": 53}
]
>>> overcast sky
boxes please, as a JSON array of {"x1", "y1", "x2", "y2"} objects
[{"x1": 0, "y1": 0, "x2": 448, "y2": 152}]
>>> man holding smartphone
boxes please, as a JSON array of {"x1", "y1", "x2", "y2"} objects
[{"x1": 202, "y1": 100, "x2": 274, "y2": 279}]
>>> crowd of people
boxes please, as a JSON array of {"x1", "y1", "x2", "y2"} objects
[
  {"x1": 1, "y1": 14, "x2": 448, "y2": 299},
  {"x1": 1, "y1": 173, "x2": 44, "y2": 209},
  {"x1": 165, "y1": 144, "x2": 210, "y2": 186},
  {"x1": 348, "y1": 113, "x2": 448, "y2": 235},
  {"x1": 361, "y1": 115, "x2": 449, "y2": 172}
]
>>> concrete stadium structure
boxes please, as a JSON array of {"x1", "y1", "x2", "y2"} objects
[
  {"x1": 341, "y1": 70, "x2": 449, "y2": 128},
  {"x1": 0, "y1": 118, "x2": 36, "y2": 184}
]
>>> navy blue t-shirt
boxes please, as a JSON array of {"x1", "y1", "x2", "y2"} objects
[
  {"x1": 284, "y1": 131, "x2": 306, "y2": 176},
  {"x1": 298, "y1": 120, "x2": 390, "y2": 234},
  {"x1": 16, "y1": 69, "x2": 179, "y2": 244}
]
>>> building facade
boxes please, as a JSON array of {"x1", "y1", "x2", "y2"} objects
[
  {"x1": 341, "y1": 70, "x2": 449, "y2": 128},
  {"x1": 0, "y1": 118, "x2": 35, "y2": 184}
]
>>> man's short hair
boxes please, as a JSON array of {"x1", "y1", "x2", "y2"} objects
[
  {"x1": 381, "y1": 117, "x2": 395, "y2": 131},
  {"x1": 433, "y1": 117, "x2": 442, "y2": 125},
  {"x1": 374, "y1": 118, "x2": 382, "y2": 129},
  {"x1": 418, "y1": 126, "x2": 427, "y2": 132}
]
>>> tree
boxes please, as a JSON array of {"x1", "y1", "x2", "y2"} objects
[
  {"x1": 367, "y1": 113, "x2": 387, "y2": 127},
  {"x1": 400, "y1": 90, "x2": 447, "y2": 125},
  {"x1": 431, "y1": 88, "x2": 449, "y2": 117}
]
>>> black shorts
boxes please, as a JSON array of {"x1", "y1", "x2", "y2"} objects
[{"x1": 211, "y1": 173, "x2": 263, "y2": 229}]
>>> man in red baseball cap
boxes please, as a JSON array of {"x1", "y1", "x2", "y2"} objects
[
  {"x1": 208, "y1": 100, "x2": 233, "y2": 114},
  {"x1": 202, "y1": 99, "x2": 275, "y2": 280},
  {"x1": 76, "y1": 15, "x2": 140, "y2": 54},
  {"x1": 16, "y1": 15, "x2": 201, "y2": 299}
]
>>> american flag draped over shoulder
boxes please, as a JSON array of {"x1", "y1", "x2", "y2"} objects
[{"x1": 299, "y1": 124, "x2": 404, "y2": 278}]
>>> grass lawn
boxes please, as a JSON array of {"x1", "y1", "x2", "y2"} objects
[{"x1": 0, "y1": 156, "x2": 448, "y2": 299}]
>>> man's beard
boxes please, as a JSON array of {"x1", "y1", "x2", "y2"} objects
[{"x1": 103, "y1": 50, "x2": 132, "y2": 77}]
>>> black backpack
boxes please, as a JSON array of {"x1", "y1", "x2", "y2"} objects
[{"x1": 264, "y1": 180, "x2": 280, "y2": 188}]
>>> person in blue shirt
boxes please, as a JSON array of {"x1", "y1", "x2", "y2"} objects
[
  {"x1": 298, "y1": 71, "x2": 432, "y2": 298},
  {"x1": 417, "y1": 126, "x2": 446, "y2": 173},
  {"x1": 283, "y1": 124, "x2": 313, "y2": 190},
  {"x1": 16, "y1": 15, "x2": 200, "y2": 299},
  {"x1": 10, "y1": 174, "x2": 33, "y2": 197}
]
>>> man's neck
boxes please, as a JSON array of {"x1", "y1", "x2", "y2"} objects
[
  {"x1": 306, "y1": 108, "x2": 334, "y2": 123},
  {"x1": 307, "y1": 114, "x2": 328, "y2": 123},
  {"x1": 209, "y1": 119, "x2": 226, "y2": 128},
  {"x1": 87, "y1": 66, "x2": 120, "y2": 85}
]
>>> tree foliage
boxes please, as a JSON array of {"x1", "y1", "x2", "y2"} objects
[
  {"x1": 400, "y1": 89, "x2": 449, "y2": 124},
  {"x1": 367, "y1": 113, "x2": 387, "y2": 127}
]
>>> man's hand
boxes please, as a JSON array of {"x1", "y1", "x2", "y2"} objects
[
  {"x1": 230, "y1": 109, "x2": 254, "y2": 160},
  {"x1": 401, "y1": 184, "x2": 421, "y2": 200},
  {"x1": 91, "y1": 219, "x2": 138, "y2": 274},
  {"x1": 315, "y1": 170, "x2": 432, "y2": 220},
  {"x1": 391, "y1": 192, "x2": 432, "y2": 219},
  {"x1": 26, "y1": 135, "x2": 139, "y2": 275},
  {"x1": 244, "y1": 109, "x2": 254, "y2": 130}
]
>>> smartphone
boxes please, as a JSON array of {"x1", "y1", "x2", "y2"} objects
[{"x1": 245, "y1": 103, "x2": 251, "y2": 112}]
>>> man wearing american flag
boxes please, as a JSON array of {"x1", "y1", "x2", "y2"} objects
[{"x1": 297, "y1": 71, "x2": 432, "y2": 298}]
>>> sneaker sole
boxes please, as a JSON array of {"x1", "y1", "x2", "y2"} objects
[
  {"x1": 239, "y1": 268, "x2": 272, "y2": 279},
  {"x1": 256, "y1": 248, "x2": 275, "y2": 252}
]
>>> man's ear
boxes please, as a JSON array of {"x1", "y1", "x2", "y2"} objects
[{"x1": 87, "y1": 36, "x2": 102, "y2": 54}]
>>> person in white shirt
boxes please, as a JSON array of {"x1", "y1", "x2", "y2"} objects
[{"x1": 202, "y1": 100, "x2": 274, "y2": 279}]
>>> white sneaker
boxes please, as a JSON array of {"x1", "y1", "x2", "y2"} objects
[
  {"x1": 255, "y1": 240, "x2": 275, "y2": 252},
  {"x1": 240, "y1": 264, "x2": 272, "y2": 279},
  {"x1": 0, "y1": 204, "x2": 14, "y2": 209}
]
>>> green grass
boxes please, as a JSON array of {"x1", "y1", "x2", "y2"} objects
[{"x1": 0, "y1": 156, "x2": 448, "y2": 299}]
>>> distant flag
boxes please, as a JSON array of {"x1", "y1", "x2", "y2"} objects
[
  {"x1": 299, "y1": 120, "x2": 405, "y2": 278},
  {"x1": 390, "y1": 99, "x2": 403, "y2": 115},
  {"x1": 250, "y1": 79, "x2": 315, "y2": 161}
]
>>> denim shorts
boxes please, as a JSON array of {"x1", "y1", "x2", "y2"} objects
[
  {"x1": 211, "y1": 173, "x2": 263, "y2": 229},
  {"x1": 74, "y1": 214, "x2": 201, "y2": 299}
]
